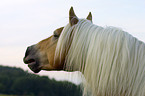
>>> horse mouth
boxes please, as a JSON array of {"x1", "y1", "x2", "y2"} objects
[{"x1": 23, "y1": 57, "x2": 41, "y2": 73}]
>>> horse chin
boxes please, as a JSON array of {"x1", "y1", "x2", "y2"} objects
[
  {"x1": 28, "y1": 61, "x2": 41, "y2": 73},
  {"x1": 23, "y1": 57, "x2": 42, "y2": 73}
]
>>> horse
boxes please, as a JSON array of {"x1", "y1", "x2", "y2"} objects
[{"x1": 23, "y1": 7, "x2": 145, "y2": 96}]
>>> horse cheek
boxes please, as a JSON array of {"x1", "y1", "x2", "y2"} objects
[{"x1": 47, "y1": 46, "x2": 56, "y2": 67}]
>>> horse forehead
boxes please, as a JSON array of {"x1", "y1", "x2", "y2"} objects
[{"x1": 38, "y1": 36, "x2": 52, "y2": 46}]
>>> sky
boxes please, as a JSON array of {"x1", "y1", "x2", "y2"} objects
[{"x1": 0, "y1": 0, "x2": 145, "y2": 84}]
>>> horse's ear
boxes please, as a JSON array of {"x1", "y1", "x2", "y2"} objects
[
  {"x1": 86, "y1": 12, "x2": 92, "y2": 22},
  {"x1": 56, "y1": 27, "x2": 64, "y2": 34},
  {"x1": 69, "y1": 7, "x2": 79, "y2": 26}
]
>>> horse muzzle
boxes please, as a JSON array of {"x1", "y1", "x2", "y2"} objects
[{"x1": 23, "y1": 45, "x2": 41, "y2": 73}]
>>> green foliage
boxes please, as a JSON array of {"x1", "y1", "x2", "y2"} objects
[{"x1": 0, "y1": 65, "x2": 82, "y2": 96}]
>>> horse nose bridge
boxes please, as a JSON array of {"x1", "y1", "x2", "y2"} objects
[{"x1": 25, "y1": 46, "x2": 31, "y2": 57}]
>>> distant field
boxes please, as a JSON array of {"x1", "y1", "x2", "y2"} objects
[
  {"x1": 0, "y1": 95, "x2": 17, "y2": 96},
  {"x1": 0, "y1": 94, "x2": 33, "y2": 96},
  {"x1": 0, "y1": 94, "x2": 31, "y2": 96},
  {"x1": 0, "y1": 95, "x2": 15, "y2": 96},
  {"x1": 0, "y1": 94, "x2": 34, "y2": 96}
]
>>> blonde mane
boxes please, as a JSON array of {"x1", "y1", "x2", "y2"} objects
[{"x1": 55, "y1": 19, "x2": 145, "y2": 96}]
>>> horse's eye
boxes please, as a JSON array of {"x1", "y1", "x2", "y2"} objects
[{"x1": 54, "y1": 34, "x2": 59, "y2": 38}]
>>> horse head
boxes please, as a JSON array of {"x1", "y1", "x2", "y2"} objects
[{"x1": 23, "y1": 7, "x2": 92, "y2": 73}]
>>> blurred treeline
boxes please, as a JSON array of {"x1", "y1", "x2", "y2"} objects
[{"x1": 0, "y1": 66, "x2": 82, "y2": 96}]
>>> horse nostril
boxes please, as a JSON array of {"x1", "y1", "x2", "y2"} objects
[
  {"x1": 27, "y1": 59, "x2": 35, "y2": 63},
  {"x1": 24, "y1": 45, "x2": 37, "y2": 64},
  {"x1": 23, "y1": 57, "x2": 35, "y2": 64}
]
